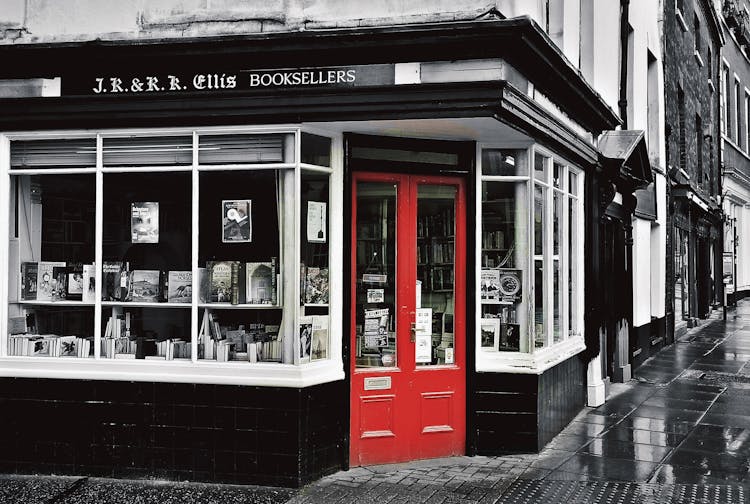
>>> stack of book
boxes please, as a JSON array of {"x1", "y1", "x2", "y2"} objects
[{"x1": 8, "y1": 334, "x2": 91, "y2": 357}]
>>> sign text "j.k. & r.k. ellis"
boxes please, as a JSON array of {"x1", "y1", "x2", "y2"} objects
[{"x1": 92, "y1": 73, "x2": 237, "y2": 94}]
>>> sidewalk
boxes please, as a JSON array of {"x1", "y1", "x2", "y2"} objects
[
  {"x1": 291, "y1": 299, "x2": 750, "y2": 503},
  {"x1": 1, "y1": 300, "x2": 749, "y2": 503}
]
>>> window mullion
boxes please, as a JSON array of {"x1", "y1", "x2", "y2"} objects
[{"x1": 94, "y1": 134, "x2": 103, "y2": 359}]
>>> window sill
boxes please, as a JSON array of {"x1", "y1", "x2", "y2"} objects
[
  {"x1": 0, "y1": 357, "x2": 345, "y2": 388},
  {"x1": 475, "y1": 335, "x2": 586, "y2": 374},
  {"x1": 694, "y1": 51, "x2": 705, "y2": 67},
  {"x1": 676, "y1": 9, "x2": 689, "y2": 33}
]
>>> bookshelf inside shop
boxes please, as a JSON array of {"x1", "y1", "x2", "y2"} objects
[
  {"x1": 5, "y1": 131, "x2": 333, "y2": 366},
  {"x1": 355, "y1": 183, "x2": 396, "y2": 368},
  {"x1": 415, "y1": 185, "x2": 456, "y2": 366}
]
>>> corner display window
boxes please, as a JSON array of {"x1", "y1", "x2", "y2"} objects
[
  {"x1": 479, "y1": 148, "x2": 582, "y2": 356},
  {"x1": 5, "y1": 130, "x2": 334, "y2": 369}
]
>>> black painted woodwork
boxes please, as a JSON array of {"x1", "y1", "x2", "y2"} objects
[
  {"x1": 472, "y1": 355, "x2": 586, "y2": 454},
  {"x1": 0, "y1": 378, "x2": 346, "y2": 488}
]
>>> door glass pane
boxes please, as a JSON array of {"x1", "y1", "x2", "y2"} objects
[
  {"x1": 355, "y1": 182, "x2": 397, "y2": 368},
  {"x1": 416, "y1": 184, "x2": 456, "y2": 366}
]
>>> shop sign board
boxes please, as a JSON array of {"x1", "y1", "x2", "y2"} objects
[{"x1": 63, "y1": 64, "x2": 396, "y2": 96}]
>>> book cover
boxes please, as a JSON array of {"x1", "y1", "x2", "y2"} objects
[
  {"x1": 82, "y1": 264, "x2": 96, "y2": 303},
  {"x1": 245, "y1": 262, "x2": 274, "y2": 304},
  {"x1": 59, "y1": 336, "x2": 79, "y2": 357},
  {"x1": 66, "y1": 263, "x2": 84, "y2": 301},
  {"x1": 167, "y1": 271, "x2": 192, "y2": 303},
  {"x1": 299, "y1": 316, "x2": 313, "y2": 363},
  {"x1": 102, "y1": 262, "x2": 128, "y2": 301},
  {"x1": 37, "y1": 261, "x2": 66, "y2": 302},
  {"x1": 50, "y1": 266, "x2": 68, "y2": 301},
  {"x1": 304, "y1": 267, "x2": 329, "y2": 304},
  {"x1": 127, "y1": 270, "x2": 161, "y2": 302},
  {"x1": 21, "y1": 262, "x2": 38, "y2": 301},
  {"x1": 207, "y1": 261, "x2": 235, "y2": 303},
  {"x1": 131, "y1": 201, "x2": 159, "y2": 244},
  {"x1": 198, "y1": 267, "x2": 208, "y2": 303},
  {"x1": 311, "y1": 315, "x2": 329, "y2": 361},
  {"x1": 480, "y1": 269, "x2": 501, "y2": 302},
  {"x1": 222, "y1": 199, "x2": 252, "y2": 243}
]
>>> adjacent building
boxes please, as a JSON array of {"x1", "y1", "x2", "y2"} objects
[
  {"x1": 718, "y1": 0, "x2": 750, "y2": 305},
  {"x1": 664, "y1": 0, "x2": 724, "y2": 339}
]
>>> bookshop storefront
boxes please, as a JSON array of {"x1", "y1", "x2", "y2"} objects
[{"x1": 0, "y1": 19, "x2": 621, "y2": 486}]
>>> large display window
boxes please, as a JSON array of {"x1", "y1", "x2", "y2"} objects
[
  {"x1": 477, "y1": 146, "x2": 584, "y2": 372},
  {"x1": 0, "y1": 127, "x2": 343, "y2": 386}
]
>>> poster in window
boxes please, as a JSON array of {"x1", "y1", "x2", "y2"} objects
[
  {"x1": 307, "y1": 201, "x2": 327, "y2": 243},
  {"x1": 497, "y1": 268, "x2": 522, "y2": 303},
  {"x1": 480, "y1": 269, "x2": 500, "y2": 302},
  {"x1": 131, "y1": 202, "x2": 159, "y2": 244},
  {"x1": 299, "y1": 316, "x2": 313, "y2": 363},
  {"x1": 480, "y1": 318, "x2": 500, "y2": 351},
  {"x1": 364, "y1": 308, "x2": 389, "y2": 349},
  {"x1": 222, "y1": 199, "x2": 252, "y2": 243},
  {"x1": 311, "y1": 315, "x2": 329, "y2": 361}
]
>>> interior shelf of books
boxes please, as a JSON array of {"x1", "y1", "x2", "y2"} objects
[
  {"x1": 354, "y1": 183, "x2": 397, "y2": 368},
  {"x1": 479, "y1": 149, "x2": 529, "y2": 354},
  {"x1": 415, "y1": 186, "x2": 457, "y2": 366},
  {"x1": 5, "y1": 130, "x2": 333, "y2": 368}
]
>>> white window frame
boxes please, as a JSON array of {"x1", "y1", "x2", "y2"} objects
[
  {"x1": 0, "y1": 125, "x2": 344, "y2": 387},
  {"x1": 475, "y1": 143, "x2": 585, "y2": 374}
]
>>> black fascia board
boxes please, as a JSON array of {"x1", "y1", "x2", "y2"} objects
[
  {"x1": 0, "y1": 80, "x2": 506, "y2": 131},
  {"x1": 0, "y1": 18, "x2": 620, "y2": 133}
]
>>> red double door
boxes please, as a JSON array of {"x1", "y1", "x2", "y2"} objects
[{"x1": 350, "y1": 172, "x2": 466, "y2": 466}]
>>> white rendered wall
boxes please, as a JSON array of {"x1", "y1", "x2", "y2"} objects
[
  {"x1": 632, "y1": 218, "x2": 653, "y2": 327},
  {"x1": 651, "y1": 172, "x2": 667, "y2": 318}
]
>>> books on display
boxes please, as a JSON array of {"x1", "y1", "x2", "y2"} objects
[
  {"x1": 20, "y1": 262, "x2": 38, "y2": 301},
  {"x1": 304, "y1": 267, "x2": 329, "y2": 305},
  {"x1": 36, "y1": 261, "x2": 66, "y2": 302},
  {"x1": 127, "y1": 270, "x2": 161, "y2": 302},
  {"x1": 167, "y1": 271, "x2": 192, "y2": 303}
]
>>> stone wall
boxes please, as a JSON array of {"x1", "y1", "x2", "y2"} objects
[{"x1": 0, "y1": 0, "x2": 503, "y2": 44}]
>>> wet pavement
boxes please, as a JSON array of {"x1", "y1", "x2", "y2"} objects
[
  {"x1": 2, "y1": 300, "x2": 750, "y2": 503},
  {"x1": 291, "y1": 299, "x2": 750, "y2": 502}
]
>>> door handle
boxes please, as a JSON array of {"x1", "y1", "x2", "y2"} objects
[{"x1": 410, "y1": 322, "x2": 417, "y2": 342}]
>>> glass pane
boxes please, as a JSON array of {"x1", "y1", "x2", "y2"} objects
[
  {"x1": 8, "y1": 174, "x2": 96, "y2": 358},
  {"x1": 301, "y1": 133, "x2": 331, "y2": 167},
  {"x1": 197, "y1": 169, "x2": 289, "y2": 363},
  {"x1": 534, "y1": 183, "x2": 546, "y2": 348},
  {"x1": 568, "y1": 196, "x2": 579, "y2": 338},
  {"x1": 198, "y1": 133, "x2": 293, "y2": 165},
  {"x1": 101, "y1": 306, "x2": 191, "y2": 360},
  {"x1": 553, "y1": 162, "x2": 564, "y2": 189},
  {"x1": 569, "y1": 171, "x2": 578, "y2": 196},
  {"x1": 553, "y1": 191, "x2": 563, "y2": 343},
  {"x1": 481, "y1": 181, "x2": 528, "y2": 353},
  {"x1": 197, "y1": 307, "x2": 283, "y2": 363},
  {"x1": 482, "y1": 149, "x2": 528, "y2": 176},
  {"x1": 416, "y1": 184, "x2": 456, "y2": 366},
  {"x1": 102, "y1": 136, "x2": 192, "y2": 166},
  {"x1": 11, "y1": 138, "x2": 96, "y2": 169},
  {"x1": 534, "y1": 153, "x2": 548, "y2": 181},
  {"x1": 355, "y1": 182, "x2": 397, "y2": 368},
  {"x1": 300, "y1": 170, "x2": 330, "y2": 363}
]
